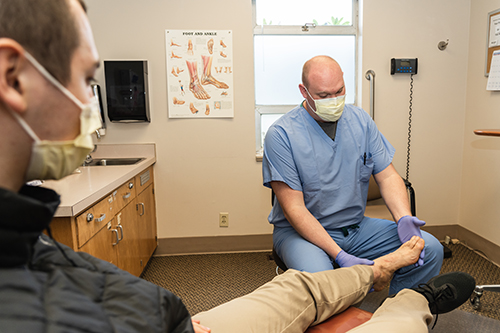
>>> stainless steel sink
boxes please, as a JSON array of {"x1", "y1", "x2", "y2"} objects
[{"x1": 85, "y1": 158, "x2": 145, "y2": 166}]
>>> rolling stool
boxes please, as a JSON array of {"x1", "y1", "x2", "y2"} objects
[{"x1": 272, "y1": 248, "x2": 373, "y2": 333}]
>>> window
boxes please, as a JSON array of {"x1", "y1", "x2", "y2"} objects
[{"x1": 253, "y1": 0, "x2": 358, "y2": 159}]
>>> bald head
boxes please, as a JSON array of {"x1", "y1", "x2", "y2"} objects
[{"x1": 302, "y1": 56, "x2": 342, "y2": 89}]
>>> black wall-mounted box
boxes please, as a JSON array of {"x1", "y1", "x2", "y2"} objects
[{"x1": 104, "y1": 60, "x2": 150, "y2": 122}]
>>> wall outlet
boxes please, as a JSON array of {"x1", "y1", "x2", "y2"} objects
[{"x1": 219, "y1": 212, "x2": 229, "y2": 228}]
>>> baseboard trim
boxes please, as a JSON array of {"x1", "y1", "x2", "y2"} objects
[
  {"x1": 423, "y1": 224, "x2": 500, "y2": 265},
  {"x1": 155, "y1": 234, "x2": 273, "y2": 256}
]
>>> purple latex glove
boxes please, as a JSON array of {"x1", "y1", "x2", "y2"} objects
[
  {"x1": 397, "y1": 215, "x2": 426, "y2": 266},
  {"x1": 335, "y1": 250, "x2": 374, "y2": 268}
]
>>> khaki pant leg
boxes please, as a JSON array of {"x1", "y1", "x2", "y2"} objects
[
  {"x1": 193, "y1": 265, "x2": 374, "y2": 333},
  {"x1": 348, "y1": 289, "x2": 433, "y2": 333}
]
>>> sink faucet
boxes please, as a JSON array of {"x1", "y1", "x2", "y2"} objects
[{"x1": 82, "y1": 130, "x2": 101, "y2": 166}]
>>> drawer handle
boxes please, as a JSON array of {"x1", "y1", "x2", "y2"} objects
[
  {"x1": 95, "y1": 214, "x2": 106, "y2": 222},
  {"x1": 86, "y1": 213, "x2": 94, "y2": 223},
  {"x1": 123, "y1": 192, "x2": 131, "y2": 199},
  {"x1": 128, "y1": 182, "x2": 134, "y2": 189},
  {"x1": 111, "y1": 228, "x2": 119, "y2": 245},
  {"x1": 137, "y1": 203, "x2": 145, "y2": 216},
  {"x1": 117, "y1": 224, "x2": 124, "y2": 241}
]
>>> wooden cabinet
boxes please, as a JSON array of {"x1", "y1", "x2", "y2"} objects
[{"x1": 50, "y1": 166, "x2": 157, "y2": 277}]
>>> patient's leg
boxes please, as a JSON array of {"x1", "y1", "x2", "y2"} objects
[
  {"x1": 186, "y1": 60, "x2": 210, "y2": 100},
  {"x1": 193, "y1": 237, "x2": 424, "y2": 333},
  {"x1": 201, "y1": 55, "x2": 228, "y2": 89}
]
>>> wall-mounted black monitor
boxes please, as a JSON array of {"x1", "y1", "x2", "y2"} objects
[{"x1": 104, "y1": 60, "x2": 150, "y2": 122}]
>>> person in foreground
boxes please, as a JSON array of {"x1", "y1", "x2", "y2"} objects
[
  {"x1": 0, "y1": 1, "x2": 474, "y2": 332},
  {"x1": 262, "y1": 55, "x2": 444, "y2": 294}
]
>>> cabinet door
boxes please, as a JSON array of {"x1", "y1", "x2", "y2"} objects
[
  {"x1": 115, "y1": 200, "x2": 143, "y2": 277},
  {"x1": 79, "y1": 221, "x2": 119, "y2": 267},
  {"x1": 137, "y1": 184, "x2": 157, "y2": 265}
]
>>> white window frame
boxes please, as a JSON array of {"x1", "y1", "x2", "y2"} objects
[{"x1": 253, "y1": 0, "x2": 359, "y2": 161}]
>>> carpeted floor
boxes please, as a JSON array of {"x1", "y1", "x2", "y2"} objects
[{"x1": 141, "y1": 242, "x2": 500, "y2": 329}]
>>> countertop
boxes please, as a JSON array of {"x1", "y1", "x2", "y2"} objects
[{"x1": 42, "y1": 143, "x2": 156, "y2": 217}]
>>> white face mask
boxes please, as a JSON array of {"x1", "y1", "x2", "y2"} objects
[
  {"x1": 9, "y1": 52, "x2": 102, "y2": 181},
  {"x1": 305, "y1": 87, "x2": 346, "y2": 122}
]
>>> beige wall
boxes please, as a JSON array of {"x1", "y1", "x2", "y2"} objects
[
  {"x1": 361, "y1": 0, "x2": 470, "y2": 227},
  {"x1": 86, "y1": 0, "x2": 273, "y2": 240},
  {"x1": 86, "y1": 1, "x2": 495, "y2": 246},
  {"x1": 460, "y1": 0, "x2": 500, "y2": 246}
]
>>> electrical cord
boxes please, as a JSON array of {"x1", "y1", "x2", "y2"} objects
[{"x1": 405, "y1": 74, "x2": 414, "y2": 182}]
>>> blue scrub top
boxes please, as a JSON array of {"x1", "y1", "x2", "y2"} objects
[{"x1": 262, "y1": 103, "x2": 395, "y2": 229}]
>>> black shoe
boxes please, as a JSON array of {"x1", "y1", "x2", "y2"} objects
[{"x1": 412, "y1": 271, "x2": 476, "y2": 315}]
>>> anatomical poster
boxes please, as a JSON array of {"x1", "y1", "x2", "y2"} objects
[{"x1": 165, "y1": 30, "x2": 234, "y2": 118}]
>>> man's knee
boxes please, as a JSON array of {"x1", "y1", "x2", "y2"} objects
[{"x1": 422, "y1": 233, "x2": 444, "y2": 266}]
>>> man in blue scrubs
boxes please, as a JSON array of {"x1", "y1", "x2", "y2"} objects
[{"x1": 263, "y1": 55, "x2": 443, "y2": 294}]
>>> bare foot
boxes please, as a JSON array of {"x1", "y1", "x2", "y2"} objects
[
  {"x1": 171, "y1": 51, "x2": 181, "y2": 59},
  {"x1": 372, "y1": 236, "x2": 424, "y2": 291},
  {"x1": 171, "y1": 39, "x2": 180, "y2": 47},
  {"x1": 220, "y1": 51, "x2": 227, "y2": 58},
  {"x1": 220, "y1": 40, "x2": 227, "y2": 48}
]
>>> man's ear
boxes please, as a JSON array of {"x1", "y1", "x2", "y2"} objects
[
  {"x1": 298, "y1": 83, "x2": 308, "y2": 99},
  {"x1": 0, "y1": 39, "x2": 27, "y2": 114}
]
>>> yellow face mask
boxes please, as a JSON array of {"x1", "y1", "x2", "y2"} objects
[
  {"x1": 9, "y1": 52, "x2": 102, "y2": 181},
  {"x1": 305, "y1": 87, "x2": 346, "y2": 122}
]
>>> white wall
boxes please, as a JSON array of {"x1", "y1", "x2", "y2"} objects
[
  {"x1": 460, "y1": 0, "x2": 500, "y2": 246},
  {"x1": 86, "y1": 0, "x2": 477, "y2": 244}
]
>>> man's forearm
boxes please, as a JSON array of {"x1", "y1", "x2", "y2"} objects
[
  {"x1": 374, "y1": 164, "x2": 412, "y2": 222},
  {"x1": 283, "y1": 205, "x2": 343, "y2": 259}
]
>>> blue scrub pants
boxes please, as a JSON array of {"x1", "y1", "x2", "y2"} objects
[{"x1": 273, "y1": 216, "x2": 444, "y2": 295}]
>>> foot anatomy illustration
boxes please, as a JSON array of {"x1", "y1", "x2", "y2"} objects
[
  {"x1": 173, "y1": 97, "x2": 185, "y2": 105},
  {"x1": 171, "y1": 51, "x2": 181, "y2": 59},
  {"x1": 186, "y1": 60, "x2": 210, "y2": 100},
  {"x1": 190, "y1": 102, "x2": 198, "y2": 114},
  {"x1": 187, "y1": 39, "x2": 194, "y2": 55},
  {"x1": 205, "y1": 103, "x2": 210, "y2": 115},
  {"x1": 201, "y1": 55, "x2": 228, "y2": 89},
  {"x1": 207, "y1": 38, "x2": 214, "y2": 54}
]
